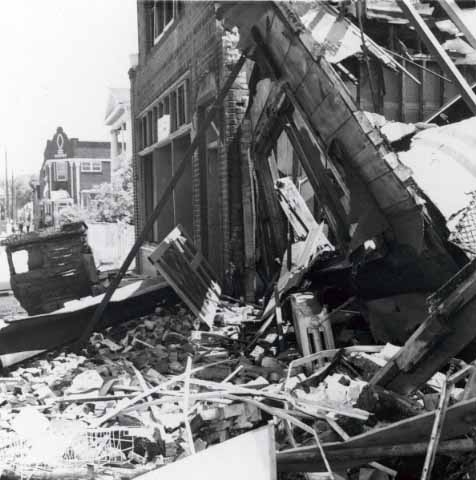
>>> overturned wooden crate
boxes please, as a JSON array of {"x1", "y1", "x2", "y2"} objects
[
  {"x1": 148, "y1": 225, "x2": 221, "y2": 328},
  {"x1": 1, "y1": 222, "x2": 99, "y2": 315}
]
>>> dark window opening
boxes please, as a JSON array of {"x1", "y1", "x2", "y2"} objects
[
  {"x1": 177, "y1": 84, "x2": 186, "y2": 127},
  {"x1": 170, "y1": 91, "x2": 177, "y2": 132},
  {"x1": 143, "y1": 155, "x2": 154, "y2": 242},
  {"x1": 144, "y1": 2, "x2": 155, "y2": 52}
]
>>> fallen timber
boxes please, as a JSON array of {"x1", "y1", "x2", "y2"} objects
[
  {"x1": 0, "y1": 278, "x2": 171, "y2": 369},
  {"x1": 277, "y1": 396, "x2": 476, "y2": 472},
  {"x1": 220, "y1": 1, "x2": 476, "y2": 397},
  {"x1": 277, "y1": 439, "x2": 476, "y2": 473}
]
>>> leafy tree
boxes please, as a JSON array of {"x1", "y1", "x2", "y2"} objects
[
  {"x1": 58, "y1": 204, "x2": 89, "y2": 225},
  {"x1": 87, "y1": 163, "x2": 134, "y2": 224},
  {"x1": 15, "y1": 174, "x2": 37, "y2": 210}
]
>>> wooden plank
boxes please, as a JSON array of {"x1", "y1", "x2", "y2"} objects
[
  {"x1": 397, "y1": 0, "x2": 476, "y2": 115},
  {"x1": 254, "y1": 150, "x2": 287, "y2": 260},
  {"x1": 340, "y1": 397, "x2": 476, "y2": 449},
  {"x1": 274, "y1": 177, "x2": 318, "y2": 241},
  {"x1": 283, "y1": 112, "x2": 349, "y2": 247},
  {"x1": 463, "y1": 367, "x2": 476, "y2": 400},
  {"x1": 439, "y1": 0, "x2": 476, "y2": 50},
  {"x1": 278, "y1": 396, "x2": 476, "y2": 471},
  {"x1": 421, "y1": 373, "x2": 453, "y2": 480},
  {"x1": 241, "y1": 120, "x2": 257, "y2": 302},
  {"x1": 149, "y1": 225, "x2": 221, "y2": 328},
  {"x1": 277, "y1": 438, "x2": 476, "y2": 473}
]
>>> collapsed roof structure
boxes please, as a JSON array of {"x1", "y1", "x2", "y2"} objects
[{"x1": 5, "y1": 1, "x2": 476, "y2": 478}]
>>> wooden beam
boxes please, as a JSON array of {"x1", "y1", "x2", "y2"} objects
[
  {"x1": 240, "y1": 120, "x2": 257, "y2": 302},
  {"x1": 397, "y1": 0, "x2": 476, "y2": 115},
  {"x1": 75, "y1": 52, "x2": 250, "y2": 347},
  {"x1": 278, "y1": 396, "x2": 476, "y2": 473},
  {"x1": 282, "y1": 114, "x2": 349, "y2": 247},
  {"x1": 254, "y1": 149, "x2": 287, "y2": 260},
  {"x1": 421, "y1": 374, "x2": 453, "y2": 480},
  {"x1": 277, "y1": 438, "x2": 476, "y2": 473},
  {"x1": 439, "y1": 0, "x2": 476, "y2": 50},
  {"x1": 274, "y1": 177, "x2": 318, "y2": 241}
]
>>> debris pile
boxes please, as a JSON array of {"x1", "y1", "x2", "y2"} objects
[
  {"x1": 3, "y1": 288, "x2": 476, "y2": 480},
  {"x1": 0, "y1": 302, "x2": 275, "y2": 478}
]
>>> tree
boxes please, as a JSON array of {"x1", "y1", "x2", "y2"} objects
[
  {"x1": 58, "y1": 204, "x2": 89, "y2": 225},
  {"x1": 15, "y1": 173, "x2": 37, "y2": 210},
  {"x1": 87, "y1": 163, "x2": 134, "y2": 224}
]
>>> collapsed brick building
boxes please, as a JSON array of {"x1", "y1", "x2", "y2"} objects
[
  {"x1": 129, "y1": 1, "x2": 476, "y2": 302},
  {"x1": 130, "y1": 1, "x2": 250, "y2": 285}
]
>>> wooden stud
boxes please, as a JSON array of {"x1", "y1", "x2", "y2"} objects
[{"x1": 439, "y1": 0, "x2": 476, "y2": 50}]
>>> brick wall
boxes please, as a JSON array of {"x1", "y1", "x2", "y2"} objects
[
  {"x1": 220, "y1": 27, "x2": 249, "y2": 276},
  {"x1": 80, "y1": 161, "x2": 111, "y2": 190},
  {"x1": 134, "y1": 2, "x2": 218, "y2": 114},
  {"x1": 132, "y1": 1, "x2": 249, "y2": 280},
  {"x1": 73, "y1": 141, "x2": 111, "y2": 159}
]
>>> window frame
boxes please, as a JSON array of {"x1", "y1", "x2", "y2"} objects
[
  {"x1": 153, "y1": 0, "x2": 177, "y2": 45},
  {"x1": 54, "y1": 161, "x2": 68, "y2": 182},
  {"x1": 137, "y1": 75, "x2": 190, "y2": 153},
  {"x1": 81, "y1": 160, "x2": 103, "y2": 173}
]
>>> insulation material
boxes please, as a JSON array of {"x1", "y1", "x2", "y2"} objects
[{"x1": 398, "y1": 117, "x2": 476, "y2": 254}]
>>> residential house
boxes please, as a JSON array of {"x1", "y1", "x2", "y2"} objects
[
  {"x1": 105, "y1": 88, "x2": 133, "y2": 171},
  {"x1": 129, "y1": 1, "x2": 249, "y2": 280},
  {"x1": 39, "y1": 127, "x2": 111, "y2": 224}
]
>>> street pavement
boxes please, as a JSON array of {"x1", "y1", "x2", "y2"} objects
[{"x1": 0, "y1": 246, "x2": 27, "y2": 323}]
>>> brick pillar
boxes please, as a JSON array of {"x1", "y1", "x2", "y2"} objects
[
  {"x1": 129, "y1": 67, "x2": 143, "y2": 273},
  {"x1": 219, "y1": 27, "x2": 249, "y2": 284}
]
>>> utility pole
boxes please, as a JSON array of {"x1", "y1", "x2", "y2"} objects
[
  {"x1": 11, "y1": 170, "x2": 15, "y2": 223},
  {"x1": 4, "y1": 149, "x2": 9, "y2": 222}
]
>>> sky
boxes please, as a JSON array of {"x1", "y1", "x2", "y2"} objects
[{"x1": 0, "y1": 1, "x2": 138, "y2": 176}]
